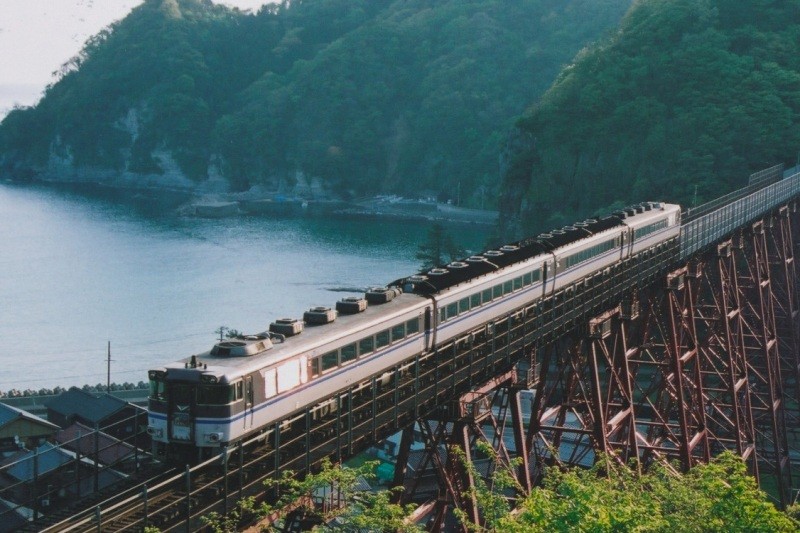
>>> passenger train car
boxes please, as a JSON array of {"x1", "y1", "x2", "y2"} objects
[{"x1": 147, "y1": 169, "x2": 800, "y2": 461}]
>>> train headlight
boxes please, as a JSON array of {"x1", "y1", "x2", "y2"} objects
[
  {"x1": 205, "y1": 432, "x2": 223, "y2": 443},
  {"x1": 200, "y1": 375, "x2": 218, "y2": 384},
  {"x1": 147, "y1": 427, "x2": 163, "y2": 438}
]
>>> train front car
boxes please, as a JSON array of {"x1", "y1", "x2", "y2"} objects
[{"x1": 147, "y1": 336, "x2": 270, "y2": 464}]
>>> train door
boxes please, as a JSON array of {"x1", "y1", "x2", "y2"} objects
[
  {"x1": 622, "y1": 230, "x2": 630, "y2": 259},
  {"x1": 543, "y1": 256, "x2": 556, "y2": 297},
  {"x1": 244, "y1": 375, "x2": 254, "y2": 430},
  {"x1": 168, "y1": 382, "x2": 195, "y2": 443},
  {"x1": 424, "y1": 307, "x2": 433, "y2": 351}
]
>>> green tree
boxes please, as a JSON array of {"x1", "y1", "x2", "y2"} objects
[
  {"x1": 203, "y1": 458, "x2": 421, "y2": 532},
  {"x1": 415, "y1": 223, "x2": 464, "y2": 271},
  {"x1": 455, "y1": 450, "x2": 799, "y2": 532}
]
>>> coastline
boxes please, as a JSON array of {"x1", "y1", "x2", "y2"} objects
[{"x1": 4, "y1": 173, "x2": 500, "y2": 226}]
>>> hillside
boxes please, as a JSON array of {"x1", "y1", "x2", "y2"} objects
[
  {"x1": 498, "y1": 0, "x2": 800, "y2": 237},
  {"x1": 0, "y1": 0, "x2": 632, "y2": 206}
]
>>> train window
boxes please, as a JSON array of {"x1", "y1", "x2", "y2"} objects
[
  {"x1": 493, "y1": 284, "x2": 503, "y2": 299},
  {"x1": 376, "y1": 329, "x2": 390, "y2": 348},
  {"x1": 483, "y1": 288, "x2": 493, "y2": 302},
  {"x1": 503, "y1": 281, "x2": 513, "y2": 294},
  {"x1": 523, "y1": 272, "x2": 532, "y2": 286},
  {"x1": 406, "y1": 318, "x2": 420, "y2": 334},
  {"x1": 278, "y1": 359, "x2": 302, "y2": 392},
  {"x1": 459, "y1": 297, "x2": 470, "y2": 313},
  {"x1": 197, "y1": 384, "x2": 233, "y2": 405},
  {"x1": 392, "y1": 323, "x2": 406, "y2": 341},
  {"x1": 359, "y1": 337, "x2": 374, "y2": 356},
  {"x1": 447, "y1": 302, "x2": 458, "y2": 319},
  {"x1": 321, "y1": 350, "x2": 339, "y2": 372},
  {"x1": 310, "y1": 358, "x2": 320, "y2": 378},
  {"x1": 235, "y1": 381, "x2": 243, "y2": 400},
  {"x1": 149, "y1": 377, "x2": 165, "y2": 401},
  {"x1": 532, "y1": 269, "x2": 541, "y2": 282},
  {"x1": 439, "y1": 308, "x2": 447, "y2": 323},
  {"x1": 262, "y1": 369, "x2": 277, "y2": 398},
  {"x1": 513, "y1": 277, "x2": 523, "y2": 290},
  {"x1": 471, "y1": 293, "x2": 482, "y2": 308},
  {"x1": 341, "y1": 343, "x2": 357, "y2": 364}
]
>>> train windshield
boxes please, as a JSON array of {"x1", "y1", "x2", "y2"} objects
[
  {"x1": 197, "y1": 384, "x2": 234, "y2": 405},
  {"x1": 149, "y1": 376, "x2": 165, "y2": 400}
]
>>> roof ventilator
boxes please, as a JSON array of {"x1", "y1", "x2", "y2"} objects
[
  {"x1": 269, "y1": 318, "x2": 304, "y2": 337},
  {"x1": 336, "y1": 297, "x2": 368, "y2": 314},
  {"x1": 365, "y1": 286, "x2": 402, "y2": 304},
  {"x1": 304, "y1": 306, "x2": 337, "y2": 325}
]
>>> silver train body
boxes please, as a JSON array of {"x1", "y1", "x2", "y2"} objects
[{"x1": 147, "y1": 169, "x2": 800, "y2": 460}]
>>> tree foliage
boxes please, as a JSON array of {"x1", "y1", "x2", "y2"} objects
[
  {"x1": 415, "y1": 223, "x2": 464, "y2": 270},
  {"x1": 458, "y1": 449, "x2": 798, "y2": 532},
  {"x1": 0, "y1": 0, "x2": 632, "y2": 201},
  {"x1": 202, "y1": 457, "x2": 421, "y2": 532},
  {"x1": 499, "y1": 0, "x2": 800, "y2": 237}
]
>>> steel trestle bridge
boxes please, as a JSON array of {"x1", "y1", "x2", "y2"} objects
[{"x1": 11, "y1": 163, "x2": 800, "y2": 532}]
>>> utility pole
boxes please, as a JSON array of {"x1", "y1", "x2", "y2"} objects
[{"x1": 106, "y1": 341, "x2": 111, "y2": 393}]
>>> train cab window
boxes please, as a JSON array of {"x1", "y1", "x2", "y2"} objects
[
  {"x1": 503, "y1": 281, "x2": 513, "y2": 294},
  {"x1": 406, "y1": 318, "x2": 420, "y2": 334},
  {"x1": 446, "y1": 303, "x2": 458, "y2": 319},
  {"x1": 392, "y1": 323, "x2": 406, "y2": 342},
  {"x1": 149, "y1": 376, "x2": 165, "y2": 401},
  {"x1": 471, "y1": 293, "x2": 482, "y2": 308},
  {"x1": 359, "y1": 337, "x2": 374, "y2": 356},
  {"x1": 341, "y1": 343, "x2": 357, "y2": 364},
  {"x1": 310, "y1": 358, "x2": 320, "y2": 378},
  {"x1": 493, "y1": 284, "x2": 503, "y2": 299},
  {"x1": 321, "y1": 350, "x2": 339, "y2": 372},
  {"x1": 376, "y1": 329, "x2": 390, "y2": 348},
  {"x1": 197, "y1": 384, "x2": 233, "y2": 405},
  {"x1": 459, "y1": 297, "x2": 470, "y2": 313},
  {"x1": 513, "y1": 277, "x2": 523, "y2": 290},
  {"x1": 483, "y1": 288, "x2": 493, "y2": 303}
]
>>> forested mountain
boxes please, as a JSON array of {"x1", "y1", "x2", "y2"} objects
[
  {"x1": 0, "y1": 0, "x2": 632, "y2": 205},
  {"x1": 499, "y1": 0, "x2": 800, "y2": 237}
]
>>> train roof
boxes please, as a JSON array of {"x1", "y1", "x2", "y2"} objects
[
  {"x1": 394, "y1": 214, "x2": 629, "y2": 294},
  {"x1": 156, "y1": 292, "x2": 428, "y2": 380}
]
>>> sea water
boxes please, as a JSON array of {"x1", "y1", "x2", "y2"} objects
[{"x1": 0, "y1": 182, "x2": 490, "y2": 391}]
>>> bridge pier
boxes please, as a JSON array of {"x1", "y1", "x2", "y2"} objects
[
  {"x1": 522, "y1": 209, "x2": 800, "y2": 507},
  {"x1": 392, "y1": 367, "x2": 536, "y2": 531}
]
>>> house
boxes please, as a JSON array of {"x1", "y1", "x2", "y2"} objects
[
  {"x1": 0, "y1": 497, "x2": 31, "y2": 532},
  {"x1": 0, "y1": 403, "x2": 59, "y2": 453},
  {"x1": 0, "y1": 442, "x2": 126, "y2": 514},
  {"x1": 43, "y1": 388, "x2": 147, "y2": 445},
  {"x1": 56, "y1": 421, "x2": 136, "y2": 471}
]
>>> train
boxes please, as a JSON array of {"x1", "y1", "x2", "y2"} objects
[{"x1": 146, "y1": 167, "x2": 800, "y2": 462}]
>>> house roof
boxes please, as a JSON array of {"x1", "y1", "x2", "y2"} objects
[
  {"x1": 43, "y1": 388, "x2": 131, "y2": 424},
  {"x1": 0, "y1": 403, "x2": 58, "y2": 432},
  {"x1": 0, "y1": 497, "x2": 31, "y2": 531},
  {"x1": 56, "y1": 422, "x2": 135, "y2": 466},
  {"x1": 3, "y1": 443, "x2": 73, "y2": 482}
]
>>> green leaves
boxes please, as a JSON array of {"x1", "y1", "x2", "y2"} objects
[{"x1": 501, "y1": 0, "x2": 800, "y2": 236}]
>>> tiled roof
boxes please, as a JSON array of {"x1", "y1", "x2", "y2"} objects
[
  {"x1": 56, "y1": 422, "x2": 134, "y2": 465},
  {"x1": 4, "y1": 443, "x2": 72, "y2": 482},
  {"x1": 0, "y1": 497, "x2": 30, "y2": 531},
  {"x1": 0, "y1": 403, "x2": 58, "y2": 431},
  {"x1": 43, "y1": 388, "x2": 130, "y2": 424}
]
